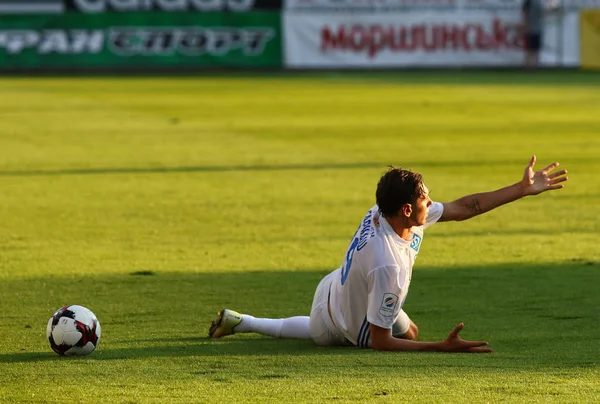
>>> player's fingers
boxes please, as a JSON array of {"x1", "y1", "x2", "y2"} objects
[
  {"x1": 548, "y1": 184, "x2": 565, "y2": 190},
  {"x1": 528, "y1": 155, "x2": 536, "y2": 168},
  {"x1": 449, "y1": 322, "x2": 464, "y2": 339},
  {"x1": 468, "y1": 347, "x2": 493, "y2": 353},
  {"x1": 467, "y1": 340, "x2": 489, "y2": 347},
  {"x1": 549, "y1": 177, "x2": 568, "y2": 185},
  {"x1": 542, "y1": 162, "x2": 559, "y2": 174},
  {"x1": 548, "y1": 169, "x2": 567, "y2": 179}
]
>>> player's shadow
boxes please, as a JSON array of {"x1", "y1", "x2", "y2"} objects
[{"x1": 0, "y1": 260, "x2": 598, "y2": 367}]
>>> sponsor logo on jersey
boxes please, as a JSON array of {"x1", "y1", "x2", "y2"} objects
[
  {"x1": 379, "y1": 293, "x2": 398, "y2": 317},
  {"x1": 410, "y1": 233, "x2": 422, "y2": 252}
]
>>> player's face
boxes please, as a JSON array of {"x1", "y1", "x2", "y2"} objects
[{"x1": 409, "y1": 184, "x2": 432, "y2": 226}]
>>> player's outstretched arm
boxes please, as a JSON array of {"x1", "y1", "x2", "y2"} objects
[
  {"x1": 439, "y1": 155, "x2": 568, "y2": 222},
  {"x1": 370, "y1": 322, "x2": 492, "y2": 353}
]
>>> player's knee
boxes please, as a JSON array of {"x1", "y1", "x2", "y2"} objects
[
  {"x1": 401, "y1": 322, "x2": 418, "y2": 341},
  {"x1": 393, "y1": 321, "x2": 418, "y2": 341},
  {"x1": 406, "y1": 323, "x2": 419, "y2": 341}
]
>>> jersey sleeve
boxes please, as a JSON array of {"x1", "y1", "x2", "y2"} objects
[
  {"x1": 423, "y1": 201, "x2": 444, "y2": 229},
  {"x1": 366, "y1": 265, "x2": 407, "y2": 329}
]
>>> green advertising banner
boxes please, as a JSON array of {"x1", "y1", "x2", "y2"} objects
[{"x1": 0, "y1": 12, "x2": 282, "y2": 69}]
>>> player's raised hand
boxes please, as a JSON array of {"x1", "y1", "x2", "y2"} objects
[
  {"x1": 441, "y1": 322, "x2": 492, "y2": 353},
  {"x1": 521, "y1": 155, "x2": 568, "y2": 196}
]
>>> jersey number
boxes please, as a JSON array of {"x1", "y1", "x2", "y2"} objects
[{"x1": 340, "y1": 237, "x2": 359, "y2": 285}]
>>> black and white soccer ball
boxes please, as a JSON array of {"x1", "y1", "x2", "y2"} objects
[{"x1": 46, "y1": 305, "x2": 101, "y2": 356}]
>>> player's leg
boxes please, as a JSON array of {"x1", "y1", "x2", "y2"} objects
[
  {"x1": 209, "y1": 270, "x2": 342, "y2": 342},
  {"x1": 209, "y1": 309, "x2": 311, "y2": 339},
  {"x1": 524, "y1": 33, "x2": 541, "y2": 69},
  {"x1": 392, "y1": 310, "x2": 418, "y2": 341},
  {"x1": 309, "y1": 271, "x2": 349, "y2": 346},
  {"x1": 531, "y1": 33, "x2": 542, "y2": 67}
]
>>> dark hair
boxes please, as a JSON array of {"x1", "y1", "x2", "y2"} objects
[{"x1": 376, "y1": 167, "x2": 425, "y2": 217}]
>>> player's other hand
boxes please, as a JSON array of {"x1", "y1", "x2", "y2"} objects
[
  {"x1": 442, "y1": 322, "x2": 492, "y2": 353},
  {"x1": 521, "y1": 155, "x2": 568, "y2": 196}
]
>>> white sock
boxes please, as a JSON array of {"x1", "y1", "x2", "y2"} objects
[{"x1": 235, "y1": 315, "x2": 311, "y2": 339}]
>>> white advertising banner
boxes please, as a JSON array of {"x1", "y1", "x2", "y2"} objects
[
  {"x1": 283, "y1": 11, "x2": 579, "y2": 67},
  {"x1": 284, "y1": 0, "x2": 462, "y2": 11},
  {"x1": 540, "y1": 9, "x2": 579, "y2": 66},
  {"x1": 284, "y1": 0, "x2": 600, "y2": 10}
]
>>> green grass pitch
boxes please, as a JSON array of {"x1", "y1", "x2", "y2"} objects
[{"x1": 0, "y1": 71, "x2": 599, "y2": 403}]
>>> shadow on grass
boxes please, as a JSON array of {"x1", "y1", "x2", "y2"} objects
[
  {"x1": 0, "y1": 261, "x2": 598, "y2": 366},
  {"x1": 5, "y1": 69, "x2": 600, "y2": 85},
  {"x1": 3, "y1": 158, "x2": 596, "y2": 177},
  {"x1": 0, "y1": 338, "x2": 336, "y2": 363},
  {"x1": 0, "y1": 162, "x2": 385, "y2": 177}
]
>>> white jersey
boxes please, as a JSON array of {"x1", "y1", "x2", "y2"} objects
[{"x1": 328, "y1": 202, "x2": 444, "y2": 347}]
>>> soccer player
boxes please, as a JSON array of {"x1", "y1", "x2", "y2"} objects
[
  {"x1": 522, "y1": 0, "x2": 545, "y2": 68},
  {"x1": 209, "y1": 156, "x2": 567, "y2": 352}
]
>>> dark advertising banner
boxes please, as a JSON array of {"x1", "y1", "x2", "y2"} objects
[
  {"x1": 0, "y1": 12, "x2": 283, "y2": 69},
  {"x1": 0, "y1": 0, "x2": 282, "y2": 14},
  {"x1": 0, "y1": 0, "x2": 63, "y2": 14},
  {"x1": 64, "y1": 0, "x2": 283, "y2": 12}
]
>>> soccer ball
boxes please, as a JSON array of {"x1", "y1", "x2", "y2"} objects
[{"x1": 46, "y1": 305, "x2": 101, "y2": 356}]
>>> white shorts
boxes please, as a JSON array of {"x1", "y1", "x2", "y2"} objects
[
  {"x1": 309, "y1": 271, "x2": 349, "y2": 346},
  {"x1": 309, "y1": 271, "x2": 412, "y2": 347}
]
